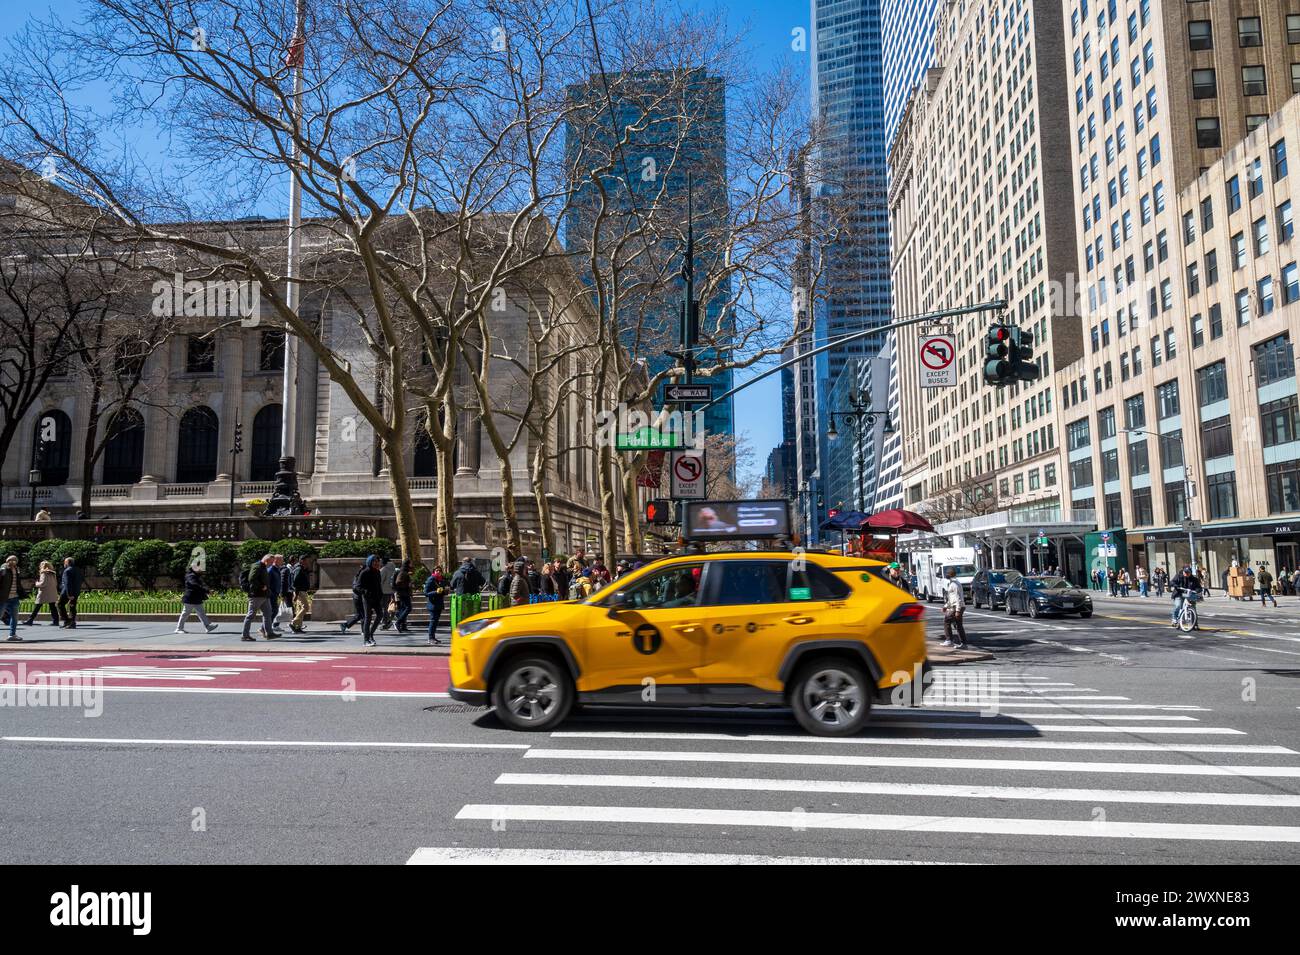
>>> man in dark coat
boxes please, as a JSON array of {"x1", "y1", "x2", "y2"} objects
[
  {"x1": 450, "y1": 557, "x2": 484, "y2": 595},
  {"x1": 58, "y1": 556, "x2": 83, "y2": 629},
  {"x1": 341, "y1": 555, "x2": 384, "y2": 646},
  {"x1": 241, "y1": 554, "x2": 277, "y2": 641},
  {"x1": 1, "y1": 555, "x2": 27, "y2": 641}
]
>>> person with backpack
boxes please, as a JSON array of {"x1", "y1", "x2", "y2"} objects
[
  {"x1": 175, "y1": 563, "x2": 219, "y2": 634},
  {"x1": 496, "y1": 563, "x2": 515, "y2": 598},
  {"x1": 424, "y1": 564, "x2": 448, "y2": 645},
  {"x1": 340, "y1": 555, "x2": 384, "y2": 646},
  {"x1": 509, "y1": 558, "x2": 530, "y2": 605},
  {"x1": 289, "y1": 556, "x2": 314, "y2": 633},
  {"x1": 449, "y1": 557, "x2": 484, "y2": 595},
  {"x1": 58, "y1": 556, "x2": 82, "y2": 629},
  {"x1": 25, "y1": 560, "x2": 61, "y2": 627},
  {"x1": 393, "y1": 559, "x2": 414, "y2": 632},
  {"x1": 1, "y1": 555, "x2": 27, "y2": 642},
  {"x1": 240, "y1": 554, "x2": 277, "y2": 641}
]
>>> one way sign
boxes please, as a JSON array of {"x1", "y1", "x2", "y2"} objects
[{"x1": 663, "y1": 383, "x2": 713, "y2": 403}]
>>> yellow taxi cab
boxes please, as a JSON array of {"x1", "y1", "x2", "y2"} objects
[{"x1": 448, "y1": 550, "x2": 928, "y2": 736}]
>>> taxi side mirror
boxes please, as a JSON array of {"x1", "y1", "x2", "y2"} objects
[{"x1": 606, "y1": 590, "x2": 629, "y2": 617}]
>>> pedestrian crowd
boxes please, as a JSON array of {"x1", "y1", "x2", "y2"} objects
[{"x1": 0, "y1": 554, "x2": 84, "y2": 640}]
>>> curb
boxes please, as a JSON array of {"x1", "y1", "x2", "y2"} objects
[
  {"x1": 0, "y1": 641, "x2": 452, "y2": 656},
  {"x1": 926, "y1": 643, "x2": 994, "y2": 665}
]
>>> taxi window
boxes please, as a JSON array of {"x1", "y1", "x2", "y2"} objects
[
  {"x1": 706, "y1": 561, "x2": 788, "y2": 606},
  {"x1": 621, "y1": 564, "x2": 703, "y2": 610},
  {"x1": 790, "y1": 564, "x2": 851, "y2": 600}
]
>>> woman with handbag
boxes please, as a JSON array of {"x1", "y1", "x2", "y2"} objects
[{"x1": 26, "y1": 560, "x2": 62, "y2": 626}]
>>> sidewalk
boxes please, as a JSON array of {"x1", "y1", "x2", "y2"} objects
[{"x1": 1085, "y1": 589, "x2": 1300, "y2": 624}]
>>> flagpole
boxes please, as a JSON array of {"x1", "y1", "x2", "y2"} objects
[{"x1": 276, "y1": 0, "x2": 308, "y2": 514}]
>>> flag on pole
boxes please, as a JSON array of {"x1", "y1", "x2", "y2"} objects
[{"x1": 284, "y1": 34, "x2": 305, "y2": 68}]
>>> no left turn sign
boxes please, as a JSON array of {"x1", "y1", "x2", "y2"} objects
[
  {"x1": 669, "y1": 450, "x2": 706, "y2": 499},
  {"x1": 920, "y1": 333, "x2": 956, "y2": 388}
]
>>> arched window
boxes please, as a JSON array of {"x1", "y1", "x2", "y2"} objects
[
  {"x1": 176, "y1": 406, "x2": 219, "y2": 483},
  {"x1": 31, "y1": 410, "x2": 72, "y2": 486},
  {"x1": 250, "y1": 404, "x2": 282, "y2": 481},
  {"x1": 101, "y1": 408, "x2": 144, "y2": 485}
]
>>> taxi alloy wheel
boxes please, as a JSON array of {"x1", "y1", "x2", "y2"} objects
[
  {"x1": 492, "y1": 656, "x2": 573, "y2": 731},
  {"x1": 791, "y1": 659, "x2": 870, "y2": 736}
]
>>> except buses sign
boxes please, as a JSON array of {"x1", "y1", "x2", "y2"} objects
[{"x1": 919, "y1": 333, "x2": 957, "y2": 388}]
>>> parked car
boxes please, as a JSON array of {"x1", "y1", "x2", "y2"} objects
[
  {"x1": 1005, "y1": 575, "x2": 1093, "y2": 618},
  {"x1": 971, "y1": 568, "x2": 1023, "y2": 609}
]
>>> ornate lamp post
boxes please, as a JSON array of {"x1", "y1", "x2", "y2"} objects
[{"x1": 826, "y1": 388, "x2": 896, "y2": 513}]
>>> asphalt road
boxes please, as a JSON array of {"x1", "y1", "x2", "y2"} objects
[{"x1": 1, "y1": 604, "x2": 1298, "y2": 865}]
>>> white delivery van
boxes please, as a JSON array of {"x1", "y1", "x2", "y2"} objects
[{"x1": 911, "y1": 547, "x2": 979, "y2": 602}]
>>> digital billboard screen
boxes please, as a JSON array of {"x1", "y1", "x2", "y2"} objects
[{"x1": 682, "y1": 500, "x2": 791, "y2": 540}]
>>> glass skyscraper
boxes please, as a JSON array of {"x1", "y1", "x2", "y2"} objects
[{"x1": 881, "y1": 0, "x2": 946, "y2": 152}]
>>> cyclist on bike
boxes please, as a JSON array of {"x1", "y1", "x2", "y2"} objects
[{"x1": 1170, "y1": 564, "x2": 1202, "y2": 629}]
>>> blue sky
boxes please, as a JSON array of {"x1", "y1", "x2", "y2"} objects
[{"x1": 4, "y1": 0, "x2": 808, "y2": 481}]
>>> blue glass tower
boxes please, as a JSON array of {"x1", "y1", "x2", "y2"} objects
[{"x1": 881, "y1": 0, "x2": 946, "y2": 151}]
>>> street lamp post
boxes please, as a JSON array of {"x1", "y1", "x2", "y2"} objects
[
  {"x1": 1125, "y1": 428, "x2": 1198, "y2": 575},
  {"x1": 827, "y1": 389, "x2": 895, "y2": 513},
  {"x1": 28, "y1": 439, "x2": 49, "y2": 522}
]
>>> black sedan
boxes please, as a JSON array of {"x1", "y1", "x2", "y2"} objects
[
  {"x1": 971, "y1": 569, "x2": 1022, "y2": 609},
  {"x1": 1005, "y1": 576, "x2": 1093, "y2": 618}
]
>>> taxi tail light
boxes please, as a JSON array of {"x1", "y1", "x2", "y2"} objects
[{"x1": 885, "y1": 603, "x2": 925, "y2": 623}]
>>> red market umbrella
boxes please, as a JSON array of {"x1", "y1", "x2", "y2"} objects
[{"x1": 864, "y1": 508, "x2": 935, "y2": 534}]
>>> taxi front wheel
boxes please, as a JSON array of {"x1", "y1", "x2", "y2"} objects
[
  {"x1": 490, "y1": 656, "x2": 574, "y2": 731},
  {"x1": 789, "y1": 658, "x2": 872, "y2": 736}
]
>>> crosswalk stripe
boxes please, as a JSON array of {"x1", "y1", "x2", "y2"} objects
[
  {"x1": 524, "y1": 748, "x2": 1300, "y2": 778},
  {"x1": 455, "y1": 804, "x2": 1300, "y2": 843},
  {"x1": 549, "y1": 731, "x2": 1283, "y2": 754},
  {"x1": 931, "y1": 695, "x2": 1130, "y2": 701},
  {"x1": 917, "y1": 702, "x2": 1206, "y2": 710},
  {"x1": 871, "y1": 710, "x2": 1199, "y2": 721},
  {"x1": 405, "y1": 847, "x2": 959, "y2": 865},
  {"x1": 494, "y1": 773, "x2": 1300, "y2": 808}
]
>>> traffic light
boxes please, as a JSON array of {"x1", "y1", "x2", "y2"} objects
[
  {"x1": 232, "y1": 421, "x2": 244, "y2": 455},
  {"x1": 645, "y1": 499, "x2": 672, "y2": 525},
  {"x1": 983, "y1": 325, "x2": 1012, "y2": 385},
  {"x1": 1010, "y1": 326, "x2": 1041, "y2": 382}
]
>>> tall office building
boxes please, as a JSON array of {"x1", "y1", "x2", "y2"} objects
[
  {"x1": 891, "y1": 0, "x2": 1089, "y2": 571},
  {"x1": 564, "y1": 69, "x2": 734, "y2": 441},
  {"x1": 882, "y1": 0, "x2": 947, "y2": 149},
  {"x1": 807, "y1": 0, "x2": 892, "y2": 538},
  {"x1": 1055, "y1": 0, "x2": 1300, "y2": 581}
]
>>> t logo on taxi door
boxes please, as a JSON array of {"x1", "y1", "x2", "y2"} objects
[{"x1": 632, "y1": 624, "x2": 662, "y2": 655}]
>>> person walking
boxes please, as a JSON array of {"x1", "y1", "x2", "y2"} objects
[
  {"x1": 939, "y1": 568, "x2": 968, "y2": 650},
  {"x1": 341, "y1": 555, "x2": 384, "y2": 646},
  {"x1": 1136, "y1": 564, "x2": 1148, "y2": 597},
  {"x1": 267, "y1": 555, "x2": 287, "y2": 634},
  {"x1": 25, "y1": 560, "x2": 61, "y2": 627},
  {"x1": 290, "y1": 556, "x2": 314, "y2": 633},
  {"x1": 378, "y1": 557, "x2": 398, "y2": 630},
  {"x1": 1, "y1": 555, "x2": 27, "y2": 642},
  {"x1": 509, "y1": 558, "x2": 530, "y2": 606},
  {"x1": 424, "y1": 564, "x2": 448, "y2": 645},
  {"x1": 281, "y1": 554, "x2": 298, "y2": 625},
  {"x1": 393, "y1": 559, "x2": 414, "y2": 632},
  {"x1": 58, "y1": 556, "x2": 82, "y2": 629},
  {"x1": 449, "y1": 557, "x2": 484, "y2": 595},
  {"x1": 240, "y1": 554, "x2": 277, "y2": 642},
  {"x1": 1154, "y1": 565, "x2": 1167, "y2": 597},
  {"x1": 175, "y1": 564, "x2": 219, "y2": 634},
  {"x1": 1257, "y1": 565, "x2": 1277, "y2": 608}
]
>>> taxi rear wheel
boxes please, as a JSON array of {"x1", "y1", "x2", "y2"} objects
[
  {"x1": 789, "y1": 658, "x2": 871, "y2": 736},
  {"x1": 490, "y1": 655, "x2": 574, "y2": 731}
]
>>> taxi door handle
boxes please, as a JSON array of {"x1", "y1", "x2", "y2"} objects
[
  {"x1": 783, "y1": 615, "x2": 815, "y2": 625},
  {"x1": 672, "y1": 622, "x2": 703, "y2": 634}
]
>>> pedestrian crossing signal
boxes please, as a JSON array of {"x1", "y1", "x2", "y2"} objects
[{"x1": 645, "y1": 499, "x2": 672, "y2": 524}]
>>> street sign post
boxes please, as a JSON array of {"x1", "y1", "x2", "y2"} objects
[
  {"x1": 920, "y1": 333, "x2": 957, "y2": 388},
  {"x1": 669, "y1": 450, "x2": 706, "y2": 499},
  {"x1": 663, "y1": 383, "x2": 713, "y2": 403}
]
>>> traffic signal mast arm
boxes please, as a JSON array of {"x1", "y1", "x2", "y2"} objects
[{"x1": 694, "y1": 299, "x2": 1009, "y2": 413}]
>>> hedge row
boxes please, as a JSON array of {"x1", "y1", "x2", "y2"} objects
[{"x1": 2, "y1": 536, "x2": 397, "y2": 589}]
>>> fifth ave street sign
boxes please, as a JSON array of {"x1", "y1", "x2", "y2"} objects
[{"x1": 919, "y1": 333, "x2": 957, "y2": 387}]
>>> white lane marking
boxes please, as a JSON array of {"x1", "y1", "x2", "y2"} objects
[
  {"x1": 917, "y1": 702, "x2": 1207, "y2": 710},
  {"x1": 495, "y1": 773, "x2": 1300, "y2": 808},
  {"x1": 0, "y1": 653, "x2": 128, "y2": 661},
  {"x1": 171, "y1": 655, "x2": 348, "y2": 663},
  {"x1": 1207, "y1": 642, "x2": 1300, "y2": 658},
  {"x1": 405, "y1": 847, "x2": 959, "y2": 865},
  {"x1": 873, "y1": 709, "x2": 1200, "y2": 721},
  {"x1": 524, "y1": 748, "x2": 1300, "y2": 778},
  {"x1": 926, "y1": 695, "x2": 1131, "y2": 701},
  {"x1": 1030, "y1": 639, "x2": 1128, "y2": 662},
  {"x1": 0, "y1": 685, "x2": 448, "y2": 699},
  {"x1": 455, "y1": 804, "x2": 1300, "y2": 843},
  {"x1": 550, "y1": 731, "x2": 1279, "y2": 754},
  {"x1": 1, "y1": 735, "x2": 525, "y2": 750}
]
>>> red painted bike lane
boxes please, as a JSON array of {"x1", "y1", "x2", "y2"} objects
[{"x1": 0, "y1": 651, "x2": 451, "y2": 695}]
